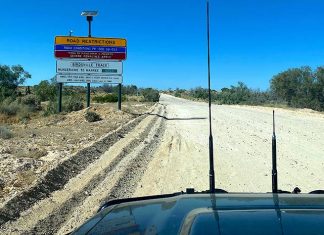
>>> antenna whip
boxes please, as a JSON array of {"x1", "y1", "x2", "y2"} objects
[
  {"x1": 272, "y1": 110, "x2": 278, "y2": 193},
  {"x1": 207, "y1": 0, "x2": 215, "y2": 193}
]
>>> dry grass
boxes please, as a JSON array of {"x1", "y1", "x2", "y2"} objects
[
  {"x1": 126, "y1": 95, "x2": 144, "y2": 102},
  {"x1": 0, "y1": 114, "x2": 20, "y2": 124},
  {"x1": 15, "y1": 149, "x2": 48, "y2": 159},
  {"x1": 13, "y1": 170, "x2": 36, "y2": 188}
]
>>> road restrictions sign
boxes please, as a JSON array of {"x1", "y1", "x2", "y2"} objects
[
  {"x1": 55, "y1": 36, "x2": 126, "y2": 47},
  {"x1": 56, "y1": 60, "x2": 123, "y2": 75},
  {"x1": 54, "y1": 36, "x2": 127, "y2": 60},
  {"x1": 56, "y1": 74, "x2": 123, "y2": 84}
]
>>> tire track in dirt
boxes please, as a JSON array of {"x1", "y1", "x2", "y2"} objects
[
  {"x1": 0, "y1": 112, "x2": 143, "y2": 226},
  {"x1": 27, "y1": 106, "x2": 165, "y2": 234},
  {"x1": 0, "y1": 104, "x2": 166, "y2": 234},
  {"x1": 57, "y1": 107, "x2": 166, "y2": 234}
]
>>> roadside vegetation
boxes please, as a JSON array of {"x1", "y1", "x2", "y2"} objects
[
  {"x1": 0, "y1": 64, "x2": 160, "y2": 124},
  {"x1": 0, "y1": 126, "x2": 13, "y2": 139},
  {"x1": 85, "y1": 111, "x2": 101, "y2": 122},
  {"x1": 170, "y1": 66, "x2": 324, "y2": 112}
]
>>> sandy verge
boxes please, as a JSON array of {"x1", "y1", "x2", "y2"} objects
[{"x1": 0, "y1": 102, "x2": 151, "y2": 205}]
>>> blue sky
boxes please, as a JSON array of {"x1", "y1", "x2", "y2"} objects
[{"x1": 0, "y1": 0, "x2": 324, "y2": 90}]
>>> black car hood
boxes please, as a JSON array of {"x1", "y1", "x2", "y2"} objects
[{"x1": 73, "y1": 193, "x2": 324, "y2": 235}]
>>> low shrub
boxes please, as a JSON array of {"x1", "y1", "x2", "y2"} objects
[
  {"x1": 0, "y1": 126, "x2": 13, "y2": 139},
  {"x1": 189, "y1": 87, "x2": 209, "y2": 100},
  {"x1": 93, "y1": 94, "x2": 118, "y2": 103},
  {"x1": 64, "y1": 96, "x2": 84, "y2": 112},
  {"x1": 0, "y1": 102, "x2": 20, "y2": 116},
  {"x1": 1, "y1": 97, "x2": 16, "y2": 105},
  {"x1": 40, "y1": 101, "x2": 58, "y2": 116},
  {"x1": 174, "y1": 91, "x2": 182, "y2": 97},
  {"x1": 17, "y1": 105, "x2": 32, "y2": 123},
  {"x1": 0, "y1": 95, "x2": 42, "y2": 120},
  {"x1": 34, "y1": 80, "x2": 57, "y2": 101},
  {"x1": 42, "y1": 97, "x2": 84, "y2": 115},
  {"x1": 20, "y1": 94, "x2": 41, "y2": 111},
  {"x1": 85, "y1": 111, "x2": 101, "y2": 122},
  {"x1": 142, "y1": 88, "x2": 160, "y2": 102}
]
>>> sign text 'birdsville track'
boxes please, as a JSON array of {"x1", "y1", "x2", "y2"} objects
[{"x1": 56, "y1": 60, "x2": 123, "y2": 75}]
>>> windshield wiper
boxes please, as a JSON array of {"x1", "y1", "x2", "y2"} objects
[{"x1": 309, "y1": 190, "x2": 324, "y2": 194}]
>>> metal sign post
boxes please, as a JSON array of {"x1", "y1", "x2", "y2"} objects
[
  {"x1": 84, "y1": 13, "x2": 95, "y2": 108},
  {"x1": 118, "y1": 84, "x2": 122, "y2": 111},
  {"x1": 86, "y1": 83, "x2": 90, "y2": 108},
  {"x1": 58, "y1": 83, "x2": 63, "y2": 113}
]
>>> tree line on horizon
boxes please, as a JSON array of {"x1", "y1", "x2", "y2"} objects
[
  {"x1": 1, "y1": 64, "x2": 324, "y2": 116},
  {"x1": 171, "y1": 66, "x2": 324, "y2": 112}
]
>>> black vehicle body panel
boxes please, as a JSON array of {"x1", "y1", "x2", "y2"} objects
[{"x1": 72, "y1": 193, "x2": 324, "y2": 235}]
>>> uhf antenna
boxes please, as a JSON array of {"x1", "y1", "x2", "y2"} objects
[
  {"x1": 207, "y1": 0, "x2": 215, "y2": 193},
  {"x1": 272, "y1": 110, "x2": 278, "y2": 193}
]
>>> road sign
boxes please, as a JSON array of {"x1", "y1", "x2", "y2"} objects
[
  {"x1": 56, "y1": 60, "x2": 123, "y2": 75},
  {"x1": 55, "y1": 51, "x2": 126, "y2": 60},
  {"x1": 56, "y1": 74, "x2": 123, "y2": 84},
  {"x1": 54, "y1": 36, "x2": 127, "y2": 60},
  {"x1": 55, "y1": 36, "x2": 126, "y2": 47},
  {"x1": 55, "y1": 45, "x2": 126, "y2": 53}
]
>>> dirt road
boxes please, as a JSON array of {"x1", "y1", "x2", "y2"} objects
[
  {"x1": 135, "y1": 94, "x2": 324, "y2": 196},
  {"x1": 1, "y1": 94, "x2": 324, "y2": 234}
]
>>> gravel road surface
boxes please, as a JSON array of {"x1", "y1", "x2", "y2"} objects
[{"x1": 135, "y1": 94, "x2": 324, "y2": 196}]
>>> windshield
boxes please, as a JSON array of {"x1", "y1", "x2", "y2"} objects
[{"x1": 0, "y1": 0, "x2": 323, "y2": 234}]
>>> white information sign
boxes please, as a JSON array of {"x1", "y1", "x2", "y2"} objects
[
  {"x1": 56, "y1": 74, "x2": 123, "y2": 84},
  {"x1": 56, "y1": 60, "x2": 123, "y2": 75}
]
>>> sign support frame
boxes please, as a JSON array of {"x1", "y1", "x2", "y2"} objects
[
  {"x1": 58, "y1": 83, "x2": 63, "y2": 113},
  {"x1": 86, "y1": 16, "x2": 93, "y2": 108},
  {"x1": 118, "y1": 84, "x2": 122, "y2": 111}
]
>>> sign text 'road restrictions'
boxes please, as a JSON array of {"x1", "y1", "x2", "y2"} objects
[
  {"x1": 54, "y1": 36, "x2": 127, "y2": 60},
  {"x1": 56, "y1": 74, "x2": 123, "y2": 84},
  {"x1": 56, "y1": 60, "x2": 123, "y2": 75}
]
